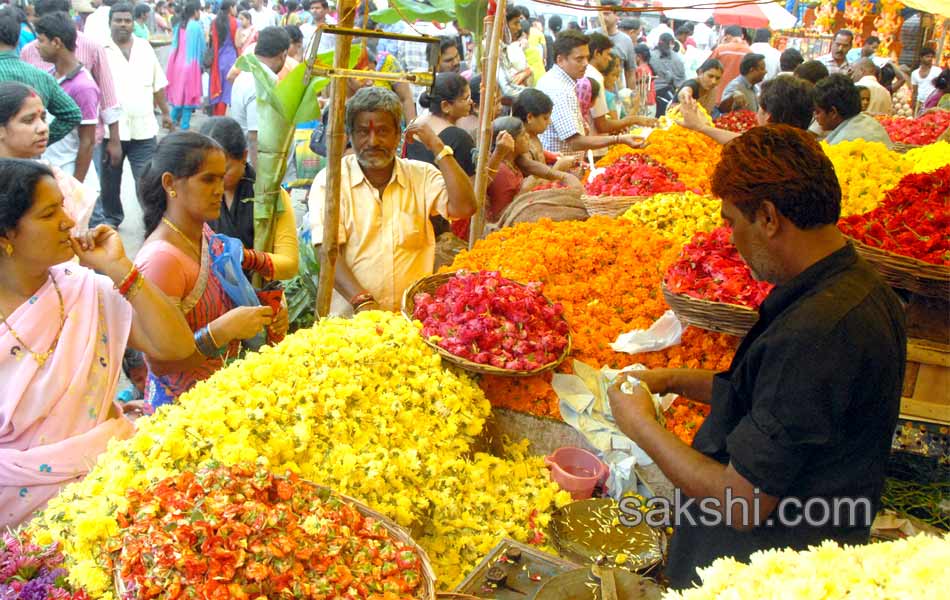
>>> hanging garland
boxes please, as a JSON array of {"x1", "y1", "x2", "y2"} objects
[
  {"x1": 873, "y1": 0, "x2": 903, "y2": 56},
  {"x1": 844, "y1": 0, "x2": 872, "y2": 45},
  {"x1": 814, "y1": 0, "x2": 839, "y2": 35}
]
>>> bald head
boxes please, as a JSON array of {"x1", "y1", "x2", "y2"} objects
[{"x1": 851, "y1": 58, "x2": 878, "y2": 81}]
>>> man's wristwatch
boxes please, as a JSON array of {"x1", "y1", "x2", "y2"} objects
[{"x1": 434, "y1": 145, "x2": 454, "y2": 162}]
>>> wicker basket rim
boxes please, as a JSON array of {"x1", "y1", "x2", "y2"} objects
[
  {"x1": 847, "y1": 236, "x2": 950, "y2": 278},
  {"x1": 401, "y1": 271, "x2": 572, "y2": 377},
  {"x1": 661, "y1": 281, "x2": 761, "y2": 314},
  {"x1": 114, "y1": 478, "x2": 436, "y2": 599}
]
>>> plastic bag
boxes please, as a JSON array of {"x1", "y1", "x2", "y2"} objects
[
  {"x1": 209, "y1": 233, "x2": 266, "y2": 350},
  {"x1": 610, "y1": 309, "x2": 684, "y2": 354}
]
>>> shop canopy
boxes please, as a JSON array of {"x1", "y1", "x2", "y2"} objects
[
  {"x1": 900, "y1": 0, "x2": 950, "y2": 18},
  {"x1": 659, "y1": 0, "x2": 799, "y2": 29}
]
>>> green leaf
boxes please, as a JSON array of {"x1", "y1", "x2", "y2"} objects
[
  {"x1": 370, "y1": 0, "x2": 454, "y2": 25},
  {"x1": 455, "y1": 0, "x2": 488, "y2": 47}
]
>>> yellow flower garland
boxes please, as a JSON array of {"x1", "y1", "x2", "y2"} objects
[{"x1": 29, "y1": 312, "x2": 571, "y2": 597}]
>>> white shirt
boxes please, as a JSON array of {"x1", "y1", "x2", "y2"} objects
[
  {"x1": 102, "y1": 36, "x2": 167, "y2": 141},
  {"x1": 750, "y1": 42, "x2": 782, "y2": 81},
  {"x1": 228, "y1": 67, "x2": 274, "y2": 134},
  {"x1": 680, "y1": 45, "x2": 710, "y2": 79},
  {"x1": 912, "y1": 66, "x2": 941, "y2": 103},
  {"x1": 855, "y1": 75, "x2": 893, "y2": 116},
  {"x1": 693, "y1": 22, "x2": 716, "y2": 51},
  {"x1": 250, "y1": 6, "x2": 279, "y2": 30},
  {"x1": 83, "y1": 6, "x2": 112, "y2": 42},
  {"x1": 585, "y1": 64, "x2": 609, "y2": 120},
  {"x1": 646, "y1": 24, "x2": 674, "y2": 51}
]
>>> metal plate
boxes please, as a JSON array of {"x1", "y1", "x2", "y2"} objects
[
  {"x1": 534, "y1": 568, "x2": 663, "y2": 600},
  {"x1": 550, "y1": 499, "x2": 663, "y2": 573}
]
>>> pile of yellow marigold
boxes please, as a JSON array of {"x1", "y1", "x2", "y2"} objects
[
  {"x1": 905, "y1": 141, "x2": 950, "y2": 174},
  {"x1": 621, "y1": 191, "x2": 720, "y2": 243},
  {"x1": 29, "y1": 312, "x2": 571, "y2": 597},
  {"x1": 820, "y1": 139, "x2": 912, "y2": 216},
  {"x1": 449, "y1": 218, "x2": 739, "y2": 418}
]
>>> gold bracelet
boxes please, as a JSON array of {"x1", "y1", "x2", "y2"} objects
[
  {"x1": 206, "y1": 323, "x2": 221, "y2": 348},
  {"x1": 124, "y1": 275, "x2": 145, "y2": 301}
]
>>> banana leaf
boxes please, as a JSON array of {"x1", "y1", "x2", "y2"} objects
[
  {"x1": 370, "y1": 1, "x2": 489, "y2": 71},
  {"x1": 236, "y1": 44, "x2": 360, "y2": 256},
  {"x1": 370, "y1": 0, "x2": 455, "y2": 25}
]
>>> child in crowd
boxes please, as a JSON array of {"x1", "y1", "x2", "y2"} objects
[
  {"x1": 511, "y1": 88, "x2": 581, "y2": 184},
  {"x1": 857, "y1": 86, "x2": 871, "y2": 113}
]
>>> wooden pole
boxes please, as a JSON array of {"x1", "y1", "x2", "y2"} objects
[
  {"x1": 315, "y1": 0, "x2": 357, "y2": 319},
  {"x1": 468, "y1": 0, "x2": 507, "y2": 247}
]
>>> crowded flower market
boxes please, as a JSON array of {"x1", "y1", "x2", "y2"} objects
[{"x1": 1, "y1": 0, "x2": 949, "y2": 597}]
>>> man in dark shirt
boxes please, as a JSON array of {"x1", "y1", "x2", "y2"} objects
[{"x1": 608, "y1": 125, "x2": 906, "y2": 589}]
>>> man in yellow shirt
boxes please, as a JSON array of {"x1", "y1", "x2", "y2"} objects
[{"x1": 308, "y1": 87, "x2": 476, "y2": 315}]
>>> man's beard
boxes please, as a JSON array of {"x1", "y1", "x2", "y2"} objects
[
  {"x1": 741, "y1": 236, "x2": 783, "y2": 284},
  {"x1": 356, "y1": 147, "x2": 396, "y2": 170}
]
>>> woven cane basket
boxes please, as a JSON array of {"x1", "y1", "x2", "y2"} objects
[
  {"x1": 849, "y1": 238, "x2": 950, "y2": 299},
  {"x1": 581, "y1": 194, "x2": 651, "y2": 218},
  {"x1": 402, "y1": 272, "x2": 572, "y2": 377},
  {"x1": 662, "y1": 283, "x2": 759, "y2": 337}
]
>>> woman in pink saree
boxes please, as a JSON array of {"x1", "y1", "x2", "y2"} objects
[{"x1": 0, "y1": 159, "x2": 194, "y2": 528}]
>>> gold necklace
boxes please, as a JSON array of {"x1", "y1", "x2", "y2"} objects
[
  {"x1": 0, "y1": 272, "x2": 66, "y2": 367},
  {"x1": 162, "y1": 217, "x2": 202, "y2": 257}
]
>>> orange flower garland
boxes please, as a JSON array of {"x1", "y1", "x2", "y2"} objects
[{"x1": 448, "y1": 218, "x2": 739, "y2": 418}]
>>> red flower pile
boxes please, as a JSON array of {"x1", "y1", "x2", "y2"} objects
[
  {"x1": 665, "y1": 227, "x2": 774, "y2": 308},
  {"x1": 876, "y1": 111, "x2": 950, "y2": 145},
  {"x1": 413, "y1": 271, "x2": 569, "y2": 371},
  {"x1": 838, "y1": 165, "x2": 950, "y2": 265},
  {"x1": 584, "y1": 154, "x2": 687, "y2": 196},
  {"x1": 116, "y1": 464, "x2": 425, "y2": 600},
  {"x1": 714, "y1": 110, "x2": 758, "y2": 133}
]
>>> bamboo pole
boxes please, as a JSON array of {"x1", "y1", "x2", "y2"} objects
[
  {"x1": 468, "y1": 0, "x2": 508, "y2": 247},
  {"x1": 315, "y1": 0, "x2": 357, "y2": 319}
]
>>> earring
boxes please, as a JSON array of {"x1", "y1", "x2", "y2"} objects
[
  {"x1": 3, "y1": 244, "x2": 12, "y2": 256},
  {"x1": 169, "y1": 191, "x2": 177, "y2": 198}
]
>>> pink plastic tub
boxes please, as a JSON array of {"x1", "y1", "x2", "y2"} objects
[{"x1": 544, "y1": 447, "x2": 609, "y2": 500}]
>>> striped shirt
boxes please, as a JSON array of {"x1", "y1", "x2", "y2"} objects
[
  {"x1": 537, "y1": 65, "x2": 585, "y2": 153},
  {"x1": 0, "y1": 50, "x2": 81, "y2": 144}
]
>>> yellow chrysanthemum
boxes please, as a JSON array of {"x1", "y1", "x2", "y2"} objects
[
  {"x1": 621, "y1": 192, "x2": 721, "y2": 243},
  {"x1": 28, "y1": 312, "x2": 567, "y2": 595},
  {"x1": 820, "y1": 139, "x2": 912, "y2": 216}
]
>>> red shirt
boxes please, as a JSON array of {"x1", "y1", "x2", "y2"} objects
[{"x1": 709, "y1": 41, "x2": 751, "y2": 102}]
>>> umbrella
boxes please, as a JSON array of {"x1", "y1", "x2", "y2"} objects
[{"x1": 660, "y1": 1, "x2": 799, "y2": 30}]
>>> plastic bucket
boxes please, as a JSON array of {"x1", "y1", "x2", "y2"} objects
[{"x1": 544, "y1": 447, "x2": 609, "y2": 500}]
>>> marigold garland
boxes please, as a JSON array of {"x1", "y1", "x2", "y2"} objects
[
  {"x1": 448, "y1": 219, "x2": 739, "y2": 418},
  {"x1": 28, "y1": 313, "x2": 572, "y2": 597},
  {"x1": 820, "y1": 140, "x2": 912, "y2": 216}
]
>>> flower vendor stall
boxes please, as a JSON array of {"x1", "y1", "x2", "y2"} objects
[{"x1": 15, "y1": 93, "x2": 950, "y2": 599}]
